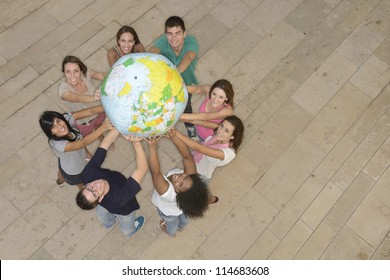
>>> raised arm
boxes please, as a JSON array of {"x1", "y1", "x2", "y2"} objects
[
  {"x1": 123, "y1": 135, "x2": 148, "y2": 184},
  {"x1": 175, "y1": 130, "x2": 225, "y2": 161},
  {"x1": 99, "y1": 129, "x2": 120, "y2": 150},
  {"x1": 180, "y1": 107, "x2": 233, "y2": 122},
  {"x1": 177, "y1": 51, "x2": 196, "y2": 73},
  {"x1": 149, "y1": 46, "x2": 161, "y2": 54},
  {"x1": 183, "y1": 119, "x2": 219, "y2": 129},
  {"x1": 63, "y1": 118, "x2": 112, "y2": 152},
  {"x1": 147, "y1": 138, "x2": 168, "y2": 195},
  {"x1": 72, "y1": 105, "x2": 104, "y2": 120},
  {"x1": 186, "y1": 84, "x2": 210, "y2": 95},
  {"x1": 167, "y1": 129, "x2": 197, "y2": 175},
  {"x1": 134, "y1": 43, "x2": 145, "y2": 53},
  {"x1": 89, "y1": 70, "x2": 107, "y2": 81},
  {"x1": 61, "y1": 91, "x2": 100, "y2": 103}
]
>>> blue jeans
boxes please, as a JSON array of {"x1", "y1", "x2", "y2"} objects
[
  {"x1": 157, "y1": 208, "x2": 188, "y2": 237},
  {"x1": 96, "y1": 205, "x2": 136, "y2": 237}
]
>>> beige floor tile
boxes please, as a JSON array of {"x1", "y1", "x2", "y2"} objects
[
  {"x1": 291, "y1": 52, "x2": 357, "y2": 116},
  {"x1": 372, "y1": 231, "x2": 390, "y2": 260},
  {"x1": 312, "y1": 137, "x2": 357, "y2": 186},
  {"x1": 0, "y1": 21, "x2": 77, "y2": 82},
  {"x1": 375, "y1": 37, "x2": 390, "y2": 65},
  {"x1": 0, "y1": 67, "x2": 61, "y2": 124},
  {"x1": 301, "y1": 82, "x2": 371, "y2": 152},
  {"x1": 184, "y1": 0, "x2": 226, "y2": 28},
  {"x1": 140, "y1": 223, "x2": 207, "y2": 260},
  {"x1": 197, "y1": 189, "x2": 278, "y2": 259},
  {"x1": 44, "y1": 0, "x2": 94, "y2": 24},
  {"x1": 336, "y1": 24, "x2": 384, "y2": 67},
  {"x1": 211, "y1": 23, "x2": 260, "y2": 66},
  {"x1": 363, "y1": 135, "x2": 390, "y2": 181},
  {"x1": 195, "y1": 156, "x2": 262, "y2": 236},
  {"x1": 194, "y1": 48, "x2": 233, "y2": 84},
  {"x1": 269, "y1": 220, "x2": 312, "y2": 259},
  {"x1": 242, "y1": 99, "x2": 313, "y2": 171},
  {"x1": 349, "y1": 55, "x2": 390, "y2": 99},
  {"x1": 255, "y1": 135, "x2": 326, "y2": 210},
  {"x1": 347, "y1": 167, "x2": 390, "y2": 248},
  {"x1": 362, "y1": 0, "x2": 390, "y2": 39},
  {"x1": 16, "y1": 134, "x2": 48, "y2": 164},
  {"x1": 346, "y1": 83, "x2": 390, "y2": 144},
  {"x1": 294, "y1": 222, "x2": 337, "y2": 260},
  {"x1": 0, "y1": 0, "x2": 49, "y2": 28},
  {"x1": 0, "y1": 195, "x2": 69, "y2": 259},
  {"x1": 69, "y1": 0, "x2": 115, "y2": 28},
  {"x1": 0, "y1": 66, "x2": 39, "y2": 103},
  {"x1": 0, "y1": 8, "x2": 59, "y2": 61},
  {"x1": 0, "y1": 149, "x2": 57, "y2": 213},
  {"x1": 242, "y1": 0, "x2": 296, "y2": 37},
  {"x1": 211, "y1": 0, "x2": 252, "y2": 29},
  {"x1": 43, "y1": 210, "x2": 109, "y2": 259},
  {"x1": 301, "y1": 182, "x2": 343, "y2": 230},
  {"x1": 225, "y1": 54, "x2": 270, "y2": 104},
  {"x1": 249, "y1": 21, "x2": 305, "y2": 71},
  {"x1": 268, "y1": 177, "x2": 323, "y2": 240},
  {"x1": 131, "y1": 7, "x2": 169, "y2": 47},
  {"x1": 284, "y1": 0, "x2": 332, "y2": 35},
  {"x1": 321, "y1": 226, "x2": 374, "y2": 259},
  {"x1": 0, "y1": 193, "x2": 21, "y2": 233},
  {"x1": 325, "y1": 173, "x2": 375, "y2": 231},
  {"x1": 28, "y1": 247, "x2": 54, "y2": 260},
  {"x1": 0, "y1": 155, "x2": 25, "y2": 189},
  {"x1": 190, "y1": 14, "x2": 230, "y2": 57},
  {"x1": 242, "y1": 229, "x2": 280, "y2": 260}
]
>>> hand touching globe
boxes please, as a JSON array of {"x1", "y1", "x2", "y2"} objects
[{"x1": 100, "y1": 53, "x2": 188, "y2": 137}]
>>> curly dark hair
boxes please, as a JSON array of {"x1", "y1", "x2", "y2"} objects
[
  {"x1": 176, "y1": 174, "x2": 209, "y2": 218},
  {"x1": 76, "y1": 189, "x2": 98, "y2": 210}
]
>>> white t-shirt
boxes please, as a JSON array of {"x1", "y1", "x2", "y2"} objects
[
  {"x1": 151, "y1": 168, "x2": 183, "y2": 216},
  {"x1": 195, "y1": 136, "x2": 236, "y2": 179}
]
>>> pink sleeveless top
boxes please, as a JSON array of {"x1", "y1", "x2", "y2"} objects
[{"x1": 194, "y1": 98, "x2": 231, "y2": 140}]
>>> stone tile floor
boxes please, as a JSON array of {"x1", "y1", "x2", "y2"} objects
[{"x1": 0, "y1": 0, "x2": 389, "y2": 260}]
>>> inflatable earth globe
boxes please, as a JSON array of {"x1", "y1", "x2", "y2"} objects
[{"x1": 100, "y1": 53, "x2": 188, "y2": 137}]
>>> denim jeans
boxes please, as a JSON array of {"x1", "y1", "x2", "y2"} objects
[
  {"x1": 96, "y1": 205, "x2": 136, "y2": 237},
  {"x1": 157, "y1": 208, "x2": 188, "y2": 237}
]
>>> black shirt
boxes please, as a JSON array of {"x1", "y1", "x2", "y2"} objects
[{"x1": 82, "y1": 147, "x2": 141, "y2": 215}]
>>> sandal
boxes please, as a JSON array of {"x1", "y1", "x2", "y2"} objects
[{"x1": 208, "y1": 195, "x2": 219, "y2": 204}]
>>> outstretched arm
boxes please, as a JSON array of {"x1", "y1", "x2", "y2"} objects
[
  {"x1": 175, "y1": 130, "x2": 225, "y2": 161},
  {"x1": 147, "y1": 138, "x2": 168, "y2": 195},
  {"x1": 123, "y1": 135, "x2": 148, "y2": 184},
  {"x1": 166, "y1": 129, "x2": 197, "y2": 175},
  {"x1": 89, "y1": 70, "x2": 107, "y2": 81},
  {"x1": 180, "y1": 107, "x2": 233, "y2": 122},
  {"x1": 99, "y1": 129, "x2": 120, "y2": 150},
  {"x1": 177, "y1": 51, "x2": 196, "y2": 73},
  {"x1": 72, "y1": 105, "x2": 105, "y2": 120},
  {"x1": 64, "y1": 118, "x2": 112, "y2": 152}
]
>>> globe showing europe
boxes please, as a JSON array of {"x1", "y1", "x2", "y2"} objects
[{"x1": 100, "y1": 53, "x2": 188, "y2": 137}]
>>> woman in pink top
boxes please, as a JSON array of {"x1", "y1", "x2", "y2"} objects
[{"x1": 180, "y1": 79, "x2": 234, "y2": 141}]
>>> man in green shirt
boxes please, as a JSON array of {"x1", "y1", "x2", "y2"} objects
[{"x1": 150, "y1": 16, "x2": 199, "y2": 140}]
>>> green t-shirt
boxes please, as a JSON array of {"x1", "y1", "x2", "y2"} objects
[{"x1": 154, "y1": 34, "x2": 199, "y2": 85}]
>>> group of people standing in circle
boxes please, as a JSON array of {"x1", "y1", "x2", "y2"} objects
[{"x1": 39, "y1": 16, "x2": 244, "y2": 238}]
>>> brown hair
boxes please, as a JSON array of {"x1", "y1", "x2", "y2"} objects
[
  {"x1": 209, "y1": 79, "x2": 235, "y2": 108},
  {"x1": 62, "y1": 55, "x2": 87, "y2": 77},
  {"x1": 116, "y1": 26, "x2": 141, "y2": 45}
]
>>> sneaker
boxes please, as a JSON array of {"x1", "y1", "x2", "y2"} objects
[
  {"x1": 126, "y1": 216, "x2": 144, "y2": 238},
  {"x1": 186, "y1": 126, "x2": 200, "y2": 142}
]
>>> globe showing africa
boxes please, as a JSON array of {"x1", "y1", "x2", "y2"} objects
[{"x1": 100, "y1": 53, "x2": 188, "y2": 137}]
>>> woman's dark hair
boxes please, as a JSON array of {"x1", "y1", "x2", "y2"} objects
[
  {"x1": 39, "y1": 111, "x2": 79, "y2": 142},
  {"x1": 76, "y1": 189, "x2": 98, "y2": 210},
  {"x1": 214, "y1": 115, "x2": 244, "y2": 152},
  {"x1": 62, "y1": 55, "x2": 88, "y2": 77},
  {"x1": 116, "y1": 26, "x2": 141, "y2": 46},
  {"x1": 176, "y1": 174, "x2": 209, "y2": 218},
  {"x1": 209, "y1": 79, "x2": 235, "y2": 108}
]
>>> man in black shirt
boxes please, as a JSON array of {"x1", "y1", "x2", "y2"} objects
[{"x1": 76, "y1": 129, "x2": 148, "y2": 238}]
